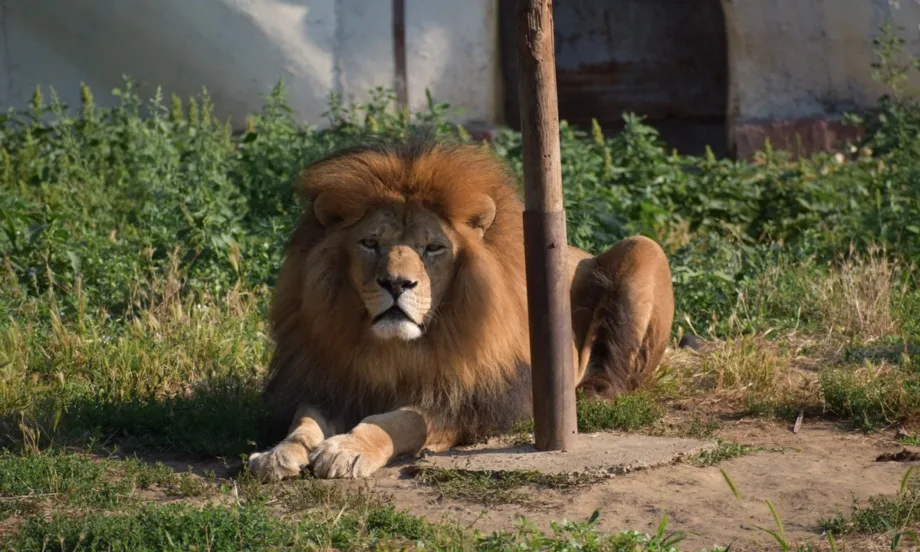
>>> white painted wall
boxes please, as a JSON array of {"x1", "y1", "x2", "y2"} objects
[
  {"x1": 722, "y1": 0, "x2": 920, "y2": 125},
  {"x1": 2, "y1": 0, "x2": 919, "y2": 144},
  {"x1": 0, "y1": 0, "x2": 500, "y2": 129}
]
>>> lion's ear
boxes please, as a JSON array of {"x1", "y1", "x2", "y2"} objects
[
  {"x1": 467, "y1": 195, "x2": 496, "y2": 239},
  {"x1": 312, "y1": 192, "x2": 366, "y2": 229}
]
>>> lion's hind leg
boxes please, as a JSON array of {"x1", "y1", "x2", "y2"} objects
[{"x1": 573, "y1": 236, "x2": 675, "y2": 401}]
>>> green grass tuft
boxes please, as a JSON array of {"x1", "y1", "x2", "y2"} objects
[
  {"x1": 0, "y1": 451, "x2": 137, "y2": 509},
  {"x1": 577, "y1": 391, "x2": 662, "y2": 433},
  {"x1": 686, "y1": 440, "x2": 767, "y2": 467},
  {"x1": 820, "y1": 481, "x2": 920, "y2": 538},
  {"x1": 820, "y1": 363, "x2": 920, "y2": 431},
  {"x1": 0, "y1": 451, "x2": 220, "y2": 513},
  {"x1": 10, "y1": 503, "x2": 324, "y2": 551}
]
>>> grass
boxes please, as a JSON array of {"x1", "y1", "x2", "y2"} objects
[
  {"x1": 6, "y1": 502, "x2": 448, "y2": 552},
  {"x1": 813, "y1": 245, "x2": 910, "y2": 342},
  {"x1": 0, "y1": 451, "x2": 215, "y2": 511},
  {"x1": 0, "y1": 451, "x2": 454, "y2": 550},
  {"x1": 821, "y1": 492, "x2": 920, "y2": 539},
  {"x1": 0, "y1": 269, "x2": 269, "y2": 457},
  {"x1": 5, "y1": 500, "x2": 706, "y2": 552},
  {"x1": 0, "y1": 451, "x2": 137, "y2": 509},
  {"x1": 2, "y1": 78, "x2": 920, "y2": 457},
  {"x1": 821, "y1": 360, "x2": 920, "y2": 431}
]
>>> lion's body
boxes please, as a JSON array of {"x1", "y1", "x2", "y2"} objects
[{"x1": 248, "y1": 136, "x2": 675, "y2": 480}]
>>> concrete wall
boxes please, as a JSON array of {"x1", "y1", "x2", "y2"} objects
[
  {"x1": 722, "y1": 0, "x2": 920, "y2": 156},
  {"x1": 2, "y1": 0, "x2": 920, "y2": 157},
  {"x1": 0, "y1": 0, "x2": 499, "y2": 129}
]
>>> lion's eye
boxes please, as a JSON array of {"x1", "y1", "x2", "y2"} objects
[
  {"x1": 359, "y1": 238, "x2": 379, "y2": 250},
  {"x1": 425, "y1": 243, "x2": 446, "y2": 254}
]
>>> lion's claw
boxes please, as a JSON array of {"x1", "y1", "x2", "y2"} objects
[
  {"x1": 247, "y1": 441, "x2": 310, "y2": 481},
  {"x1": 309, "y1": 435, "x2": 385, "y2": 479}
]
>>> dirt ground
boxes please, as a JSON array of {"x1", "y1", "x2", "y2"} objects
[
  {"x1": 17, "y1": 418, "x2": 911, "y2": 550},
  {"x1": 364, "y1": 419, "x2": 916, "y2": 551}
]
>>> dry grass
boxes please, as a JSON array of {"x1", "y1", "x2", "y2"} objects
[
  {"x1": 660, "y1": 246, "x2": 915, "y2": 422},
  {"x1": 660, "y1": 334, "x2": 820, "y2": 414},
  {"x1": 814, "y1": 245, "x2": 911, "y2": 342}
]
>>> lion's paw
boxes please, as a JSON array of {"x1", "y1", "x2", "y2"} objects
[
  {"x1": 247, "y1": 441, "x2": 309, "y2": 482},
  {"x1": 309, "y1": 435, "x2": 386, "y2": 479}
]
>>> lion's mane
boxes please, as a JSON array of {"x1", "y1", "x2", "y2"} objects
[{"x1": 261, "y1": 135, "x2": 534, "y2": 445}]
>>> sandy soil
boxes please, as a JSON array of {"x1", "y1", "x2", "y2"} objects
[{"x1": 367, "y1": 419, "x2": 916, "y2": 551}]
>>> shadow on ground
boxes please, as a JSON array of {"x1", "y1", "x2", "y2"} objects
[{"x1": 0, "y1": 379, "x2": 267, "y2": 464}]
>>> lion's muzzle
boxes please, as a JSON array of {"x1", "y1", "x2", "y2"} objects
[{"x1": 365, "y1": 276, "x2": 430, "y2": 342}]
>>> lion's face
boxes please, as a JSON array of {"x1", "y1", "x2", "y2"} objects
[{"x1": 345, "y1": 203, "x2": 457, "y2": 342}]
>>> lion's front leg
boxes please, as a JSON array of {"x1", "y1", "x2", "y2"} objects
[
  {"x1": 309, "y1": 407, "x2": 437, "y2": 479},
  {"x1": 248, "y1": 405, "x2": 330, "y2": 481}
]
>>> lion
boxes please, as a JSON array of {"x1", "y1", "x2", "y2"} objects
[{"x1": 247, "y1": 134, "x2": 675, "y2": 481}]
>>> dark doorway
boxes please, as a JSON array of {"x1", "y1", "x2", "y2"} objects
[{"x1": 500, "y1": 0, "x2": 729, "y2": 157}]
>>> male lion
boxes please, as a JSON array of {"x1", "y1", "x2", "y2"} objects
[{"x1": 248, "y1": 135, "x2": 675, "y2": 480}]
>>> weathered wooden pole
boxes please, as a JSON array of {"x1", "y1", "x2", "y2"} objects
[
  {"x1": 516, "y1": 0, "x2": 578, "y2": 451},
  {"x1": 392, "y1": 0, "x2": 409, "y2": 109}
]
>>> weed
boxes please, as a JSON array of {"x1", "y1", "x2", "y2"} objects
[
  {"x1": 687, "y1": 440, "x2": 766, "y2": 467},
  {"x1": 696, "y1": 335, "x2": 793, "y2": 396},
  {"x1": 753, "y1": 499, "x2": 797, "y2": 552},
  {"x1": 717, "y1": 469, "x2": 829, "y2": 551},
  {"x1": 121, "y1": 460, "x2": 177, "y2": 489},
  {"x1": 0, "y1": 276, "x2": 269, "y2": 457},
  {"x1": 170, "y1": 469, "x2": 210, "y2": 498},
  {"x1": 821, "y1": 468, "x2": 920, "y2": 539}
]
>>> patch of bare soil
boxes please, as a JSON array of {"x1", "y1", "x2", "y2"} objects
[{"x1": 370, "y1": 420, "x2": 915, "y2": 551}]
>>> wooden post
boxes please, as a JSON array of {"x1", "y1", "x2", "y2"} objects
[
  {"x1": 392, "y1": 0, "x2": 409, "y2": 109},
  {"x1": 516, "y1": 0, "x2": 577, "y2": 451}
]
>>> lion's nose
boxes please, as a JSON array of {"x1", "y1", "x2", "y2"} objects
[{"x1": 377, "y1": 277, "x2": 418, "y2": 298}]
